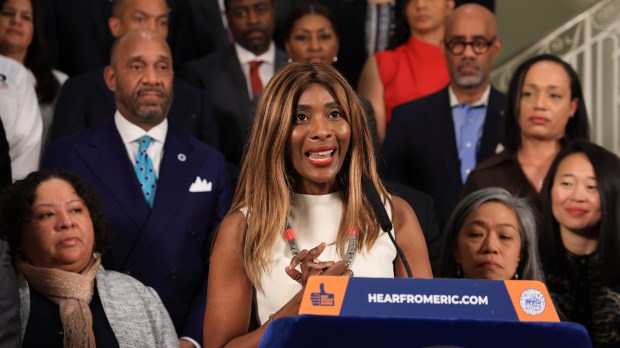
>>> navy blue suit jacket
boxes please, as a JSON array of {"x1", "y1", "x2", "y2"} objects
[
  {"x1": 382, "y1": 86, "x2": 506, "y2": 228},
  {"x1": 50, "y1": 68, "x2": 220, "y2": 150},
  {"x1": 42, "y1": 119, "x2": 232, "y2": 344}
]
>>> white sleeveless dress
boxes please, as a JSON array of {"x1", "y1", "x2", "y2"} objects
[{"x1": 253, "y1": 191, "x2": 397, "y2": 324}]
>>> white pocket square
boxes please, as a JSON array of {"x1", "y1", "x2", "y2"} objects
[{"x1": 189, "y1": 176, "x2": 212, "y2": 192}]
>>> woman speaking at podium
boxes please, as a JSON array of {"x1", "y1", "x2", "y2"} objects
[{"x1": 203, "y1": 62, "x2": 432, "y2": 348}]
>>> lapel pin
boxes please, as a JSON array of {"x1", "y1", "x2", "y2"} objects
[{"x1": 178, "y1": 153, "x2": 187, "y2": 162}]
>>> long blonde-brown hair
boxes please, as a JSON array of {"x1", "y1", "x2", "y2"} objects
[{"x1": 232, "y1": 62, "x2": 390, "y2": 287}]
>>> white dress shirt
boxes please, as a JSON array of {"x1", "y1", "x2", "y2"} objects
[
  {"x1": 0, "y1": 55, "x2": 42, "y2": 180},
  {"x1": 234, "y1": 41, "x2": 276, "y2": 98},
  {"x1": 114, "y1": 111, "x2": 167, "y2": 177}
]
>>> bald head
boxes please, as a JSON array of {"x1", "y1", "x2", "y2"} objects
[
  {"x1": 445, "y1": 4, "x2": 497, "y2": 39},
  {"x1": 110, "y1": 29, "x2": 171, "y2": 67},
  {"x1": 109, "y1": 0, "x2": 169, "y2": 38},
  {"x1": 443, "y1": 3, "x2": 501, "y2": 93},
  {"x1": 105, "y1": 29, "x2": 174, "y2": 130}
]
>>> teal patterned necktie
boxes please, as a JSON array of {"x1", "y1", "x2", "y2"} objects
[{"x1": 133, "y1": 135, "x2": 157, "y2": 207}]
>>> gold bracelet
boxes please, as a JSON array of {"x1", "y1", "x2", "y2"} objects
[{"x1": 268, "y1": 313, "x2": 276, "y2": 324}]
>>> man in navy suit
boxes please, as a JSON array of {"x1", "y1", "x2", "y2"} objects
[
  {"x1": 50, "y1": 0, "x2": 220, "y2": 151},
  {"x1": 43, "y1": 29, "x2": 232, "y2": 348},
  {"x1": 382, "y1": 4, "x2": 505, "y2": 228},
  {"x1": 182, "y1": 0, "x2": 288, "y2": 175}
]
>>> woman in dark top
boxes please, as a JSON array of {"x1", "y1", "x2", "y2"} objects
[
  {"x1": 461, "y1": 54, "x2": 590, "y2": 215},
  {"x1": 540, "y1": 140, "x2": 620, "y2": 346}
]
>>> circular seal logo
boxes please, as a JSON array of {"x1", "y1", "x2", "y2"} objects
[{"x1": 519, "y1": 288, "x2": 546, "y2": 316}]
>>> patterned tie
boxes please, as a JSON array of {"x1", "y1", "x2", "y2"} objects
[
  {"x1": 133, "y1": 135, "x2": 157, "y2": 208},
  {"x1": 249, "y1": 60, "x2": 264, "y2": 97}
]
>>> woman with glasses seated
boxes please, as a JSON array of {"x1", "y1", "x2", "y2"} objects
[
  {"x1": 357, "y1": 0, "x2": 454, "y2": 144},
  {"x1": 461, "y1": 54, "x2": 590, "y2": 216}
]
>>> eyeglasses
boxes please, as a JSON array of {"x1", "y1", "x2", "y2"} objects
[{"x1": 444, "y1": 37, "x2": 496, "y2": 55}]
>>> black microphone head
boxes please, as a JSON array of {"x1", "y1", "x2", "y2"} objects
[{"x1": 362, "y1": 180, "x2": 393, "y2": 232}]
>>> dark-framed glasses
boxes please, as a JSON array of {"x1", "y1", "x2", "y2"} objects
[{"x1": 445, "y1": 37, "x2": 496, "y2": 55}]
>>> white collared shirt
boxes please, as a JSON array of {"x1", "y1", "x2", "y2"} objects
[
  {"x1": 0, "y1": 55, "x2": 42, "y2": 180},
  {"x1": 234, "y1": 41, "x2": 276, "y2": 98},
  {"x1": 114, "y1": 111, "x2": 167, "y2": 177}
]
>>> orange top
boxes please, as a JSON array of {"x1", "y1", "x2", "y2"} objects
[{"x1": 376, "y1": 37, "x2": 449, "y2": 123}]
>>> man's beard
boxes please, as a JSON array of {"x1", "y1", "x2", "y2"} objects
[{"x1": 453, "y1": 60, "x2": 485, "y2": 88}]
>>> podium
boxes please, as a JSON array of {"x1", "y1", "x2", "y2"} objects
[{"x1": 258, "y1": 277, "x2": 592, "y2": 348}]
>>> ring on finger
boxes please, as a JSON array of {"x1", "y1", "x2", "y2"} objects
[{"x1": 313, "y1": 259, "x2": 321, "y2": 264}]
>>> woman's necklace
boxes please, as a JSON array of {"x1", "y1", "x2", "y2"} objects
[{"x1": 284, "y1": 222, "x2": 357, "y2": 267}]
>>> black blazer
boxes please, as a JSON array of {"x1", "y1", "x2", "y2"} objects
[
  {"x1": 50, "y1": 68, "x2": 220, "y2": 150},
  {"x1": 182, "y1": 44, "x2": 288, "y2": 168},
  {"x1": 41, "y1": 0, "x2": 114, "y2": 76},
  {"x1": 383, "y1": 180, "x2": 442, "y2": 274},
  {"x1": 381, "y1": 86, "x2": 506, "y2": 228}
]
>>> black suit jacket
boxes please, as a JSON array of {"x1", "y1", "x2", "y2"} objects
[
  {"x1": 383, "y1": 180, "x2": 441, "y2": 274},
  {"x1": 42, "y1": 0, "x2": 114, "y2": 76},
  {"x1": 182, "y1": 44, "x2": 288, "y2": 168},
  {"x1": 50, "y1": 68, "x2": 220, "y2": 149},
  {"x1": 0, "y1": 240, "x2": 20, "y2": 348},
  {"x1": 381, "y1": 86, "x2": 506, "y2": 228}
]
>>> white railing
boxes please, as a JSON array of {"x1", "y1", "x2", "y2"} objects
[{"x1": 491, "y1": 0, "x2": 620, "y2": 155}]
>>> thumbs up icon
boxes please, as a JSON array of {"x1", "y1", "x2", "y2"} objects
[{"x1": 311, "y1": 283, "x2": 335, "y2": 306}]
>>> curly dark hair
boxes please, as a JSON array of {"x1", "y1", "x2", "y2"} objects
[{"x1": 0, "y1": 169, "x2": 110, "y2": 256}]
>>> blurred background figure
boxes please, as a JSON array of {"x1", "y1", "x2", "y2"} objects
[
  {"x1": 438, "y1": 187, "x2": 543, "y2": 281},
  {"x1": 381, "y1": 3, "x2": 503, "y2": 229},
  {"x1": 282, "y1": 2, "x2": 379, "y2": 150},
  {"x1": 462, "y1": 54, "x2": 590, "y2": 216},
  {"x1": 182, "y1": 0, "x2": 288, "y2": 179},
  {"x1": 0, "y1": 0, "x2": 67, "y2": 147},
  {"x1": 0, "y1": 170, "x2": 178, "y2": 347},
  {"x1": 358, "y1": 0, "x2": 454, "y2": 144},
  {"x1": 539, "y1": 140, "x2": 620, "y2": 347}
]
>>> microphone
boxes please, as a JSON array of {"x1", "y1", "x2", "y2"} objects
[{"x1": 362, "y1": 180, "x2": 413, "y2": 278}]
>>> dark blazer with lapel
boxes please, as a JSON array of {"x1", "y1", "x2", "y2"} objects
[
  {"x1": 50, "y1": 68, "x2": 220, "y2": 150},
  {"x1": 41, "y1": 119, "x2": 232, "y2": 345},
  {"x1": 381, "y1": 86, "x2": 506, "y2": 228},
  {"x1": 0, "y1": 240, "x2": 20, "y2": 348},
  {"x1": 181, "y1": 44, "x2": 288, "y2": 168}
]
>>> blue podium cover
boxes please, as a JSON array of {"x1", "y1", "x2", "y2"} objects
[
  {"x1": 257, "y1": 277, "x2": 593, "y2": 347},
  {"x1": 259, "y1": 315, "x2": 592, "y2": 348}
]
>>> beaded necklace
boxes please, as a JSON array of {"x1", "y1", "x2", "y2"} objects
[{"x1": 284, "y1": 222, "x2": 357, "y2": 267}]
